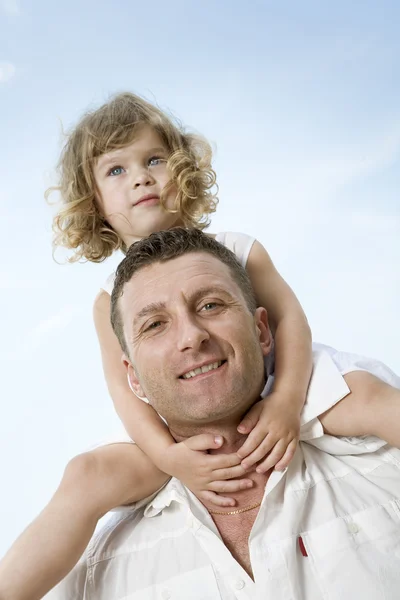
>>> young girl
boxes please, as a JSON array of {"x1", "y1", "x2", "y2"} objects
[{"x1": 0, "y1": 92, "x2": 399, "y2": 600}]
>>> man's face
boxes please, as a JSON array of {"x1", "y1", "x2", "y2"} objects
[{"x1": 121, "y1": 252, "x2": 272, "y2": 429}]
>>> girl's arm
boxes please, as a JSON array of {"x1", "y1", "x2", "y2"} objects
[
  {"x1": 246, "y1": 241, "x2": 313, "y2": 405},
  {"x1": 237, "y1": 240, "x2": 313, "y2": 471},
  {"x1": 236, "y1": 241, "x2": 400, "y2": 457}
]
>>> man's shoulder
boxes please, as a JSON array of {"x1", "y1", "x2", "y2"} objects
[
  {"x1": 88, "y1": 479, "x2": 186, "y2": 560},
  {"x1": 48, "y1": 480, "x2": 191, "y2": 598},
  {"x1": 43, "y1": 509, "x2": 147, "y2": 599}
]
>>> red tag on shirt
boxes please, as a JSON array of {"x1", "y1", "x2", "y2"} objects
[{"x1": 298, "y1": 536, "x2": 308, "y2": 557}]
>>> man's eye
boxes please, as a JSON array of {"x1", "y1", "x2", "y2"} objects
[
  {"x1": 144, "y1": 320, "x2": 162, "y2": 332},
  {"x1": 108, "y1": 166, "x2": 125, "y2": 177}
]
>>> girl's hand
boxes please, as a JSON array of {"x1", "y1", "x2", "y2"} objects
[
  {"x1": 236, "y1": 394, "x2": 301, "y2": 473},
  {"x1": 162, "y1": 434, "x2": 254, "y2": 508}
]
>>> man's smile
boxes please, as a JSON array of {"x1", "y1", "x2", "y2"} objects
[{"x1": 180, "y1": 360, "x2": 227, "y2": 380}]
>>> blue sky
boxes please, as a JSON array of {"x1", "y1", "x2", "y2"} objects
[{"x1": 1, "y1": 0, "x2": 399, "y2": 556}]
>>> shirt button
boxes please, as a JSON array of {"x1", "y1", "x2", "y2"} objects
[
  {"x1": 234, "y1": 579, "x2": 245, "y2": 590},
  {"x1": 161, "y1": 590, "x2": 171, "y2": 599},
  {"x1": 348, "y1": 522, "x2": 359, "y2": 534}
]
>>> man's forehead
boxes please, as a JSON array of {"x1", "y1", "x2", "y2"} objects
[{"x1": 121, "y1": 252, "x2": 237, "y2": 313}]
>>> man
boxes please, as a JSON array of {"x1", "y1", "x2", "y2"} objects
[{"x1": 51, "y1": 228, "x2": 400, "y2": 599}]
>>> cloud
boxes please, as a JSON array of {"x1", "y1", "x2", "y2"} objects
[
  {"x1": 0, "y1": 0, "x2": 20, "y2": 16},
  {"x1": 305, "y1": 123, "x2": 400, "y2": 189},
  {"x1": 21, "y1": 306, "x2": 82, "y2": 352},
  {"x1": 348, "y1": 213, "x2": 400, "y2": 234},
  {"x1": 0, "y1": 277, "x2": 49, "y2": 290},
  {"x1": 0, "y1": 62, "x2": 16, "y2": 83},
  {"x1": 258, "y1": 120, "x2": 400, "y2": 206},
  {"x1": 1, "y1": 305, "x2": 83, "y2": 361}
]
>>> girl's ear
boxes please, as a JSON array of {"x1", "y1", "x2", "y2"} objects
[
  {"x1": 122, "y1": 355, "x2": 147, "y2": 400},
  {"x1": 254, "y1": 307, "x2": 273, "y2": 357}
]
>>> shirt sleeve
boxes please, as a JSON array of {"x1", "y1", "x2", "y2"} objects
[
  {"x1": 297, "y1": 349, "x2": 351, "y2": 443},
  {"x1": 100, "y1": 271, "x2": 115, "y2": 295},
  {"x1": 214, "y1": 231, "x2": 256, "y2": 268},
  {"x1": 315, "y1": 342, "x2": 400, "y2": 387},
  {"x1": 302, "y1": 343, "x2": 400, "y2": 455}
]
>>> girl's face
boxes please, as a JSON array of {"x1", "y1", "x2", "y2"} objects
[{"x1": 93, "y1": 125, "x2": 181, "y2": 246}]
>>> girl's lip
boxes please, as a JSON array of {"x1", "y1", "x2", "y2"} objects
[{"x1": 135, "y1": 194, "x2": 160, "y2": 206}]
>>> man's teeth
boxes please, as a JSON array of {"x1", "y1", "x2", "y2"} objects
[{"x1": 182, "y1": 361, "x2": 222, "y2": 379}]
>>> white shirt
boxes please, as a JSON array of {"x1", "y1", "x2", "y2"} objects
[{"x1": 47, "y1": 345, "x2": 400, "y2": 600}]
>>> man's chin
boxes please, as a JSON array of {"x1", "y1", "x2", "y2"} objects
[{"x1": 175, "y1": 394, "x2": 244, "y2": 423}]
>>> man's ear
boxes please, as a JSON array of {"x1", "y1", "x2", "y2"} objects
[
  {"x1": 122, "y1": 354, "x2": 146, "y2": 399},
  {"x1": 254, "y1": 307, "x2": 273, "y2": 357}
]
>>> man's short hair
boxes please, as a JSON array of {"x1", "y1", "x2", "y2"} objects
[{"x1": 110, "y1": 228, "x2": 257, "y2": 356}]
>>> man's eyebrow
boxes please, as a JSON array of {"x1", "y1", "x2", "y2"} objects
[
  {"x1": 189, "y1": 286, "x2": 233, "y2": 303},
  {"x1": 132, "y1": 287, "x2": 230, "y2": 323},
  {"x1": 133, "y1": 301, "x2": 167, "y2": 326}
]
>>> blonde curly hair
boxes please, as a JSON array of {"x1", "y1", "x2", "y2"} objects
[{"x1": 48, "y1": 92, "x2": 218, "y2": 262}]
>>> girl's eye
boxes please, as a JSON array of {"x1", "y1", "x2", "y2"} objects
[
  {"x1": 148, "y1": 156, "x2": 167, "y2": 168},
  {"x1": 108, "y1": 166, "x2": 125, "y2": 177},
  {"x1": 201, "y1": 302, "x2": 219, "y2": 312}
]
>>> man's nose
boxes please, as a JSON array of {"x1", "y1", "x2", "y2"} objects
[{"x1": 176, "y1": 315, "x2": 210, "y2": 352}]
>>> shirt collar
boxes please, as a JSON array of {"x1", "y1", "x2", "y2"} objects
[{"x1": 143, "y1": 479, "x2": 190, "y2": 518}]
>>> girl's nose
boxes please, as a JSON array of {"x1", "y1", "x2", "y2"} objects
[{"x1": 133, "y1": 167, "x2": 155, "y2": 188}]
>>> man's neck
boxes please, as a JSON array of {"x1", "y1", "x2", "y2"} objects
[
  {"x1": 171, "y1": 417, "x2": 245, "y2": 450},
  {"x1": 170, "y1": 418, "x2": 271, "y2": 513}
]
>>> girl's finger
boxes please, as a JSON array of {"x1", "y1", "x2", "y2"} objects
[
  {"x1": 198, "y1": 490, "x2": 236, "y2": 508},
  {"x1": 184, "y1": 433, "x2": 224, "y2": 452},
  {"x1": 240, "y1": 436, "x2": 276, "y2": 469},
  {"x1": 208, "y1": 478, "x2": 254, "y2": 493},
  {"x1": 236, "y1": 428, "x2": 269, "y2": 459},
  {"x1": 206, "y1": 452, "x2": 242, "y2": 470},
  {"x1": 212, "y1": 463, "x2": 249, "y2": 481},
  {"x1": 256, "y1": 440, "x2": 287, "y2": 473},
  {"x1": 274, "y1": 439, "x2": 298, "y2": 471},
  {"x1": 237, "y1": 402, "x2": 263, "y2": 434}
]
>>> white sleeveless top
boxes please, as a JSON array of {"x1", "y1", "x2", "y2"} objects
[{"x1": 101, "y1": 231, "x2": 256, "y2": 295}]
